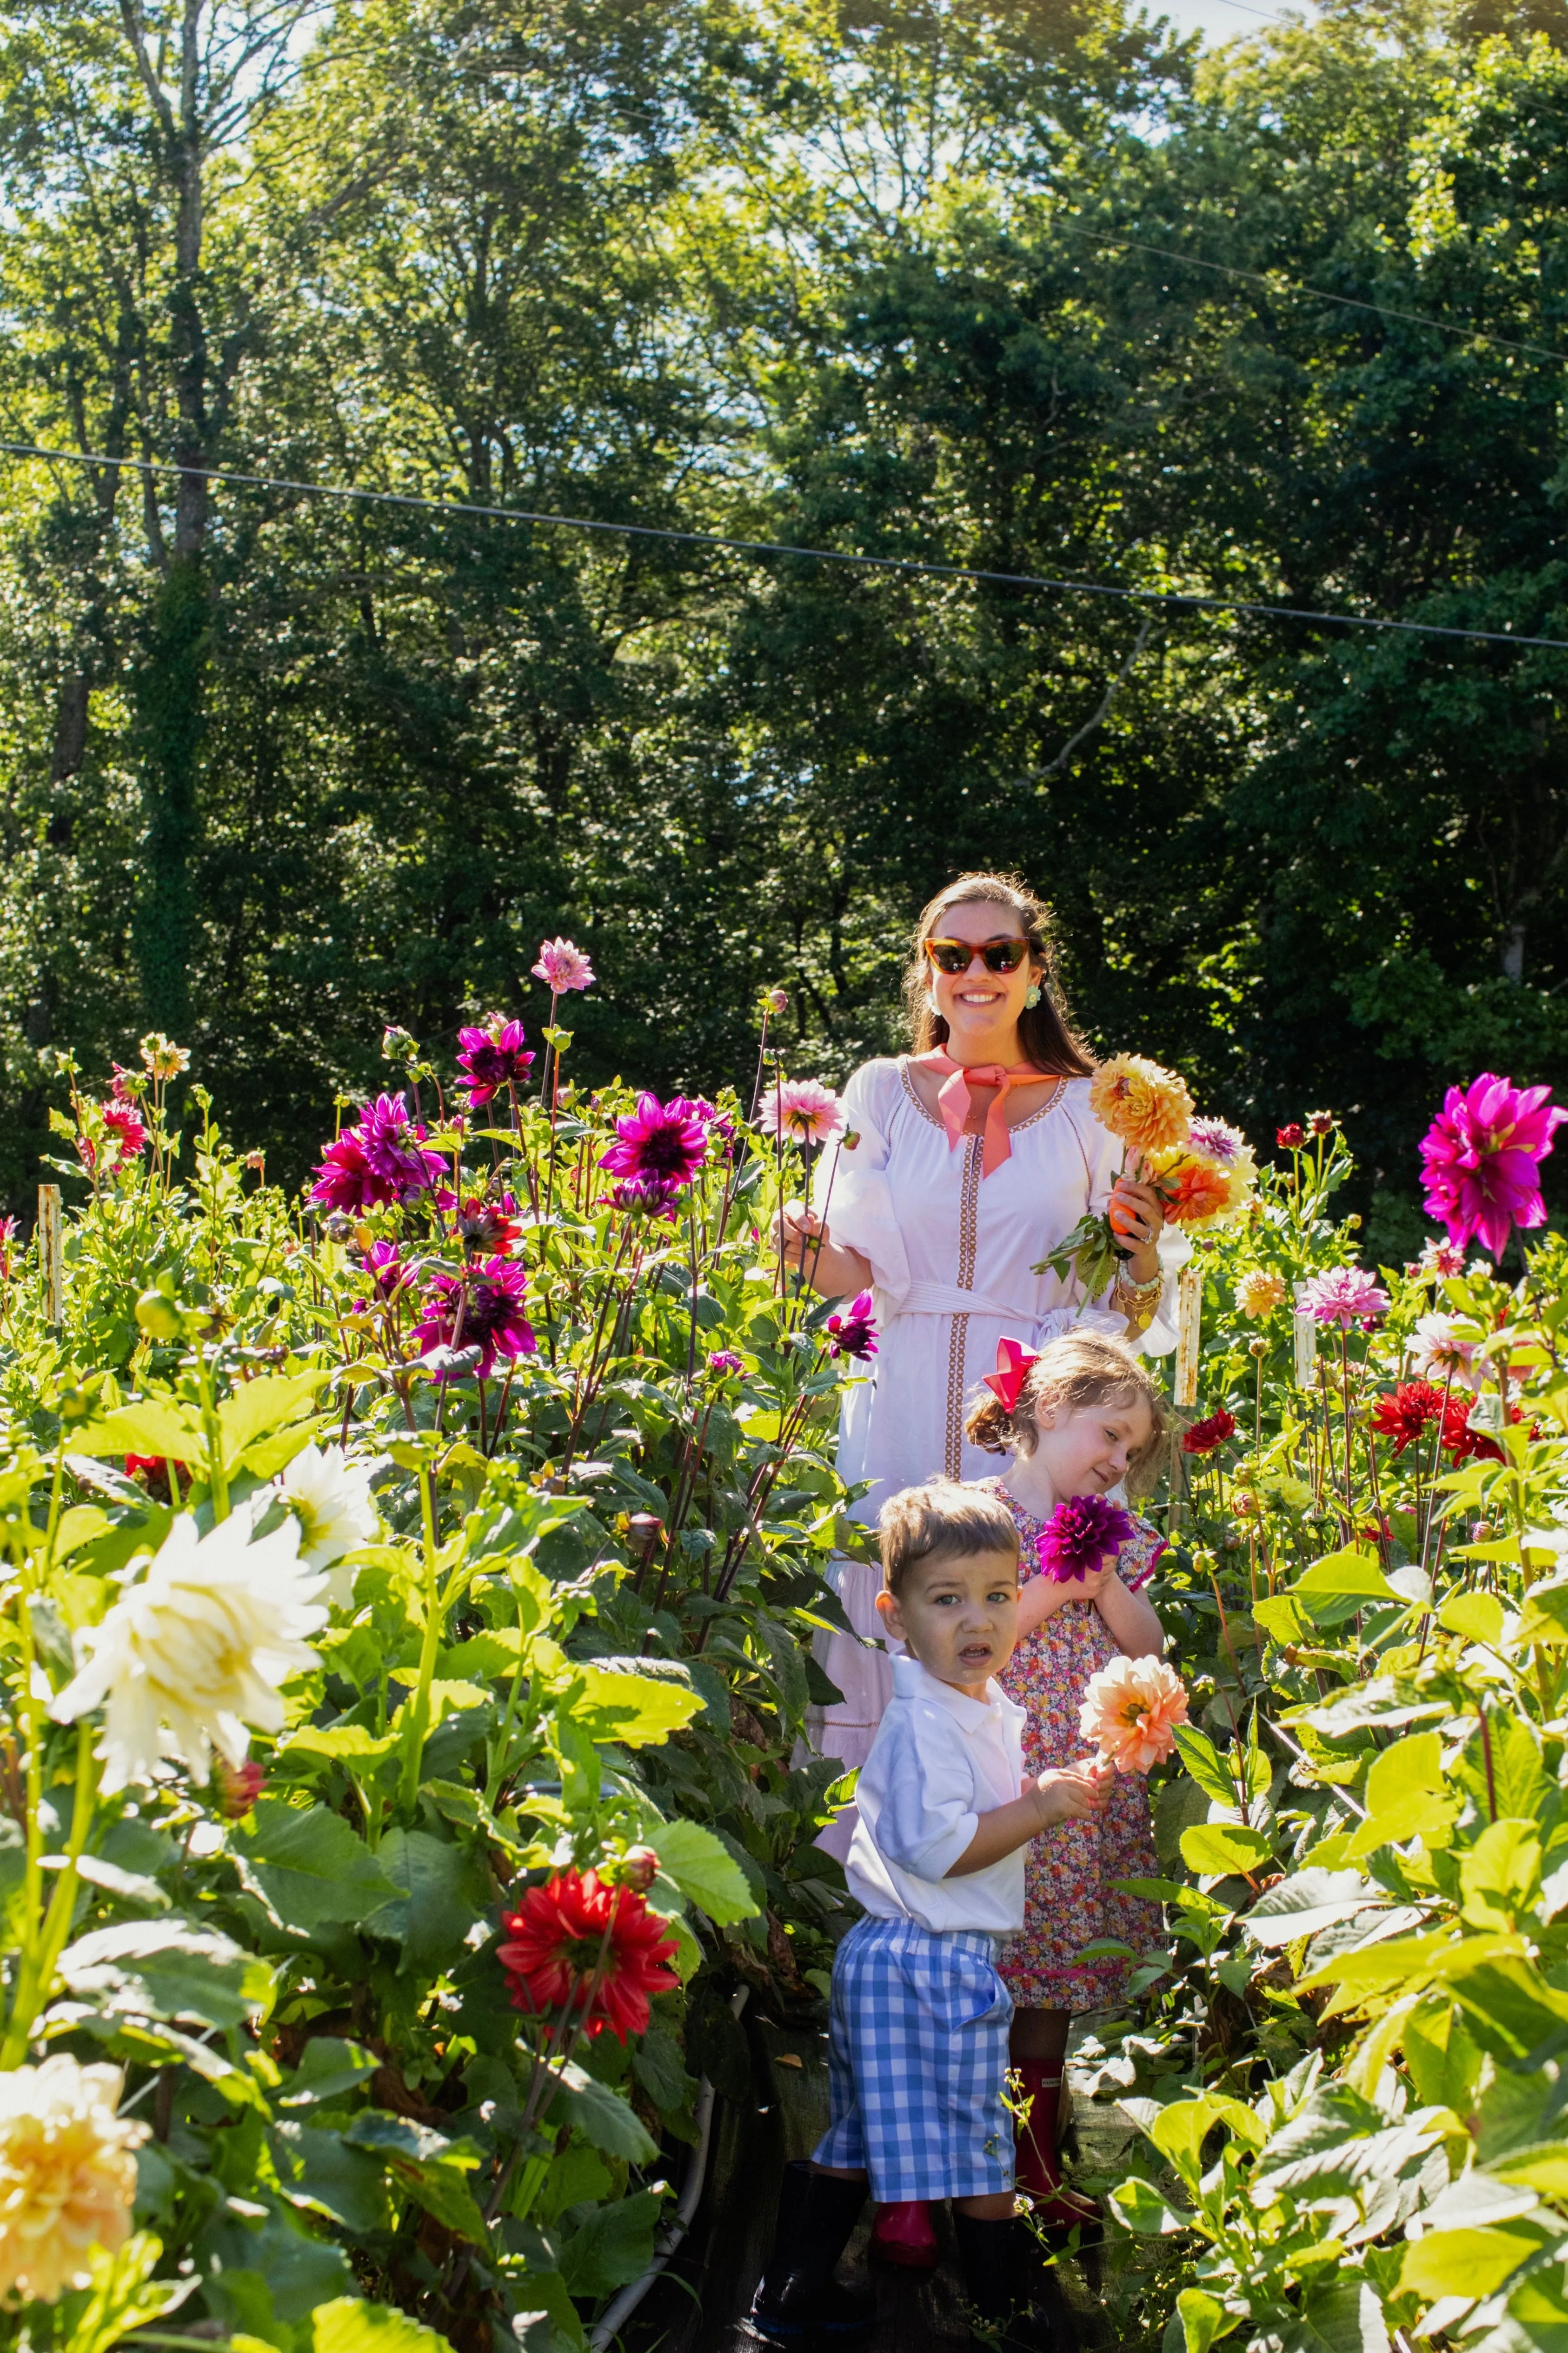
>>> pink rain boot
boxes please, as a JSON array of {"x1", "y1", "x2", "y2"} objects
[{"x1": 870, "y1": 2200, "x2": 938, "y2": 2270}]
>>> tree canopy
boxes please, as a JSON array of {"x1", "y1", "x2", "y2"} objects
[{"x1": 2, "y1": 0, "x2": 1567, "y2": 1249}]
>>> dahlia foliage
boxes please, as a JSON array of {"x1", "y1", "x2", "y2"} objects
[{"x1": 13, "y1": 1020, "x2": 1568, "y2": 2353}]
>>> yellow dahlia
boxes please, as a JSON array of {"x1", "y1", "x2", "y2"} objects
[
  {"x1": 0, "y1": 2057, "x2": 146, "y2": 2303},
  {"x1": 1089, "y1": 1054, "x2": 1192, "y2": 1156},
  {"x1": 1236, "y1": 1268, "x2": 1287, "y2": 1320}
]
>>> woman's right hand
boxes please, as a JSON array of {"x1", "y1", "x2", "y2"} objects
[{"x1": 779, "y1": 1201, "x2": 828, "y2": 1270}]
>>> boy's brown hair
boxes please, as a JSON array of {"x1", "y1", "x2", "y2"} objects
[
  {"x1": 878, "y1": 1478, "x2": 1021, "y2": 1596},
  {"x1": 963, "y1": 1329, "x2": 1167, "y2": 1497}
]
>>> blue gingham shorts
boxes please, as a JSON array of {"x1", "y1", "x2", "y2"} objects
[{"x1": 813, "y1": 1915, "x2": 1014, "y2": 2202}]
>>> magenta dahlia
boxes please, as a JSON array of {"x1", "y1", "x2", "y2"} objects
[
  {"x1": 311, "y1": 1094, "x2": 447, "y2": 1214},
  {"x1": 609, "y1": 1177, "x2": 682, "y2": 1221},
  {"x1": 1419, "y1": 1072, "x2": 1566, "y2": 1259},
  {"x1": 455, "y1": 1195, "x2": 523, "y2": 1255},
  {"x1": 412, "y1": 1254, "x2": 535, "y2": 1379},
  {"x1": 598, "y1": 1094, "x2": 707, "y2": 1189},
  {"x1": 1037, "y1": 1495, "x2": 1136, "y2": 1584},
  {"x1": 825, "y1": 1291, "x2": 878, "y2": 1361},
  {"x1": 455, "y1": 1020, "x2": 534, "y2": 1109}
]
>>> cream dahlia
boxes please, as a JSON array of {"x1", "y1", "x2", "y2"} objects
[{"x1": 0, "y1": 2057, "x2": 146, "y2": 2302}]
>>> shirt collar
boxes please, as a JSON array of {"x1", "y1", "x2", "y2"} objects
[{"x1": 892, "y1": 1652, "x2": 1004, "y2": 1728}]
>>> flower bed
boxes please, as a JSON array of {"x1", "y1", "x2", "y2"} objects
[{"x1": 6, "y1": 1022, "x2": 1568, "y2": 2353}]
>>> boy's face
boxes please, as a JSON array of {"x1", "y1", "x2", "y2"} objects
[{"x1": 875, "y1": 1546, "x2": 1020, "y2": 1699}]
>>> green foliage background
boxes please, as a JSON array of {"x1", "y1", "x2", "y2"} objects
[{"x1": 4, "y1": 0, "x2": 1568, "y2": 1247}]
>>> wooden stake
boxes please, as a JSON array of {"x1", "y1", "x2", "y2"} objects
[
  {"x1": 38, "y1": 1185, "x2": 62, "y2": 1324},
  {"x1": 1174, "y1": 1261, "x2": 1202, "y2": 1407},
  {"x1": 1292, "y1": 1278, "x2": 1317, "y2": 1390}
]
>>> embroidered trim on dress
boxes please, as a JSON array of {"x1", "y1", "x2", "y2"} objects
[
  {"x1": 898, "y1": 1057, "x2": 1067, "y2": 1136},
  {"x1": 943, "y1": 1135, "x2": 984, "y2": 1476}
]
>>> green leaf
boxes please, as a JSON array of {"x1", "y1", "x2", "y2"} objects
[
  {"x1": 236, "y1": 1802, "x2": 402, "y2": 1935},
  {"x1": 558, "y1": 2189, "x2": 664, "y2": 2297},
  {"x1": 547, "y1": 2061, "x2": 658, "y2": 2162},
  {"x1": 1506, "y1": 2268, "x2": 1568, "y2": 2353},
  {"x1": 57, "y1": 1919, "x2": 271, "y2": 2028},
  {"x1": 308, "y1": 2297, "x2": 453, "y2": 2353},
  {"x1": 1245, "y1": 1869, "x2": 1377, "y2": 1947},
  {"x1": 366, "y1": 1829, "x2": 486, "y2": 1977},
  {"x1": 1108, "y1": 2178, "x2": 1188, "y2": 2235},
  {"x1": 1295, "y1": 1547, "x2": 1399, "y2": 1603},
  {"x1": 1400, "y1": 2226, "x2": 1540, "y2": 2298},
  {"x1": 652, "y1": 1818, "x2": 760, "y2": 1924},
  {"x1": 1177, "y1": 2289, "x2": 1235, "y2": 2353},
  {"x1": 1138, "y1": 2093, "x2": 1265, "y2": 2187},
  {"x1": 282, "y1": 1722, "x2": 400, "y2": 1764},
  {"x1": 272, "y1": 2124, "x2": 390, "y2": 2234},
  {"x1": 1439, "y1": 1592, "x2": 1506, "y2": 1646},
  {"x1": 71, "y1": 1400, "x2": 206, "y2": 1466},
  {"x1": 1347, "y1": 1731, "x2": 1460, "y2": 1857},
  {"x1": 343, "y1": 2113, "x2": 487, "y2": 2242},
  {"x1": 1172, "y1": 1724, "x2": 1239, "y2": 1808},
  {"x1": 1181, "y1": 1822, "x2": 1272, "y2": 1877},
  {"x1": 279, "y1": 2038, "x2": 380, "y2": 2108},
  {"x1": 219, "y1": 1370, "x2": 328, "y2": 1457},
  {"x1": 570, "y1": 1663, "x2": 704, "y2": 1746},
  {"x1": 1461, "y1": 1820, "x2": 1544, "y2": 1931}
]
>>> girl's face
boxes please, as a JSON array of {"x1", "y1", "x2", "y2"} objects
[
  {"x1": 924, "y1": 900, "x2": 1042, "y2": 1051},
  {"x1": 1032, "y1": 1393, "x2": 1154, "y2": 1501}
]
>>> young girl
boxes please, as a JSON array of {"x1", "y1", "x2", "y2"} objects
[{"x1": 965, "y1": 1328, "x2": 1167, "y2": 2229}]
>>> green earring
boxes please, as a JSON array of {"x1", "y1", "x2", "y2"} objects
[{"x1": 1024, "y1": 983, "x2": 1042, "y2": 1009}]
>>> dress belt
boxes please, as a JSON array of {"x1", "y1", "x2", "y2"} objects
[{"x1": 895, "y1": 1280, "x2": 1038, "y2": 1322}]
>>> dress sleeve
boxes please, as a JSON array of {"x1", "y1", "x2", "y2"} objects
[
  {"x1": 811, "y1": 1061, "x2": 911, "y2": 1313},
  {"x1": 870, "y1": 1706, "x2": 982, "y2": 1881},
  {"x1": 1064, "y1": 1092, "x2": 1190, "y2": 1360}
]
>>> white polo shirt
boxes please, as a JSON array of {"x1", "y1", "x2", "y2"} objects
[{"x1": 846, "y1": 1655, "x2": 1029, "y2": 1935}]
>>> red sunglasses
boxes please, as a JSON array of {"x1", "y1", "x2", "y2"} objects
[{"x1": 923, "y1": 936, "x2": 1031, "y2": 977}]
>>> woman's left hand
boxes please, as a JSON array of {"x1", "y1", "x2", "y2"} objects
[{"x1": 1110, "y1": 1175, "x2": 1165, "y2": 1282}]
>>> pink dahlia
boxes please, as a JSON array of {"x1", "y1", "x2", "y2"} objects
[
  {"x1": 609, "y1": 1177, "x2": 682, "y2": 1221},
  {"x1": 1419, "y1": 1072, "x2": 1567, "y2": 1259},
  {"x1": 532, "y1": 937, "x2": 596, "y2": 994},
  {"x1": 1299, "y1": 1266, "x2": 1390, "y2": 1328},
  {"x1": 1037, "y1": 1494, "x2": 1136, "y2": 1584},
  {"x1": 455, "y1": 1195, "x2": 522, "y2": 1256},
  {"x1": 1407, "y1": 1311, "x2": 1477, "y2": 1386},
  {"x1": 412, "y1": 1254, "x2": 535, "y2": 1379},
  {"x1": 102, "y1": 1102, "x2": 147, "y2": 1164},
  {"x1": 358, "y1": 1239, "x2": 411, "y2": 1301},
  {"x1": 598, "y1": 1094, "x2": 707, "y2": 1189},
  {"x1": 825, "y1": 1290, "x2": 878, "y2": 1361},
  {"x1": 311, "y1": 1095, "x2": 447, "y2": 1214},
  {"x1": 758, "y1": 1078, "x2": 847, "y2": 1149},
  {"x1": 456, "y1": 1020, "x2": 534, "y2": 1108},
  {"x1": 707, "y1": 1349, "x2": 744, "y2": 1376}
]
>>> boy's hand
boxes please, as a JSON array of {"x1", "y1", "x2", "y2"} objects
[{"x1": 1031, "y1": 1759, "x2": 1114, "y2": 1828}]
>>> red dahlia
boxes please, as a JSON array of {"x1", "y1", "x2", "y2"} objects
[
  {"x1": 1276, "y1": 1124, "x2": 1305, "y2": 1148},
  {"x1": 497, "y1": 1868, "x2": 679, "y2": 2043},
  {"x1": 1369, "y1": 1381, "x2": 1447, "y2": 1455},
  {"x1": 1182, "y1": 1408, "x2": 1236, "y2": 1455}
]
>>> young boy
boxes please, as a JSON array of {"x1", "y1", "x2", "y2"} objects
[{"x1": 749, "y1": 1480, "x2": 1110, "y2": 2347}]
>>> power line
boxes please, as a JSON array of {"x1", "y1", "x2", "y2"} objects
[
  {"x1": 1051, "y1": 218, "x2": 1568, "y2": 366},
  {"x1": 2, "y1": 437, "x2": 1564, "y2": 652}
]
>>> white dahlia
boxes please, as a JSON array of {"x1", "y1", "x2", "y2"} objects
[{"x1": 275, "y1": 1442, "x2": 378, "y2": 1606}]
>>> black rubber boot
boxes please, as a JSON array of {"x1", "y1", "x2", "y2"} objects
[
  {"x1": 749, "y1": 2162, "x2": 877, "y2": 2345},
  {"x1": 952, "y1": 2211, "x2": 1051, "y2": 2351}
]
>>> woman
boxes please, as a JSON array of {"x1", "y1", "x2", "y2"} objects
[{"x1": 783, "y1": 871, "x2": 1180, "y2": 1794}]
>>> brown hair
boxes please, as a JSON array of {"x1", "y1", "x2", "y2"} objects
[
  {"x1": 964, "y1": 1330, "x2": 1166, "y2": 1495},
  {"x1": 878, "y1": 1478, "x2": 1021, "y2": 1596},
  {"x1": 902, "y1": 871, "x2": 1093, "y2": 1078}
]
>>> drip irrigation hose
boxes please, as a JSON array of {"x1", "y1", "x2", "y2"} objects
[{"x1": 587, "y1": 1986, "x2": 751, "y2": 2350}]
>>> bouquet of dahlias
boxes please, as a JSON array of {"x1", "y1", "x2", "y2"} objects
[{"x1": 1038, "y1": 1053, "x2": 1256, "y2": 1296}]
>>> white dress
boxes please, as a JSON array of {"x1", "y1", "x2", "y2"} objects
[{"x1": 807, "y1": 1055, "x2": 1185, "y2": 1854}]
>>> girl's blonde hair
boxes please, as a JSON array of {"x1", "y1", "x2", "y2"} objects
[
  {"x1": 902, "y1": 870, "x2": 1093, "y2": 1078},
  {"x1": 964, "y1": 1329, "x2": 1167, "y2": 1494}
]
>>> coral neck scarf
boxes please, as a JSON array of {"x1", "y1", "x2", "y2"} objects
[{"x1": 914, "y1": 1052, "x2": 1044, "y2": 1176}]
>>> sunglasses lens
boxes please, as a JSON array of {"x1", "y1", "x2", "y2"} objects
[
  {"x1": 928, "y1": 942, "x2": 971, "y2": 973},
  {"x1": 984, "y1": 941, "x2": 1028, "y2": 974}
]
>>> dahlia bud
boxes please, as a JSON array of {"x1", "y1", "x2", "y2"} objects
[
  {"x1": 627, "y1": 1513, "x2": 664, "y2": 1552},
  {"x1": 323, "y1": 1212, "x2": 354, "y2": 1243},
  {"x1": 134, "y1": 1289, "x2": 182, "y2": 1343},
  {"x1": 610, "y1": 1846, "x2": 659, "y2": 1893},
  {"x1": 1249, "y1": 1338, "x2": 1269, "y2": 1359},
  {"x1": 1472, "y1": 1520, "x2": 1496, "y2": 1545},
  {"x1": 1307, "y1": 1110, "x2": 1335, "y2": 1136},
  {"x1": 382, "y1": 1025, "x2": 417, "y2": 1063},
  {"x1": 216, "y1": 1758, "x2": 266, "y2": 1818},
  {"x1": 243, "y1": 1150, "x2": 266, "y2": 1174},
  {"x1": 760, "y1": 986, "x2": 789, "y2": 1015}
]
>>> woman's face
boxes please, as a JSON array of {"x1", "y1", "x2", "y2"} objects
[{"x1": 924, "y1": 900, "x2": 1041, "y2": 1049}]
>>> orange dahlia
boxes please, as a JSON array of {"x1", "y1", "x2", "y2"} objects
[
  {"x1": 1089, "y1": 1054, "x2": 1192, "y2": 1156},
  {"x1": 1078, "y1": 1656, "x2": 1189, "y2": 1774},
  {"x1": 497, "y1": 1868, "x2": 679, "y2": 2042}
]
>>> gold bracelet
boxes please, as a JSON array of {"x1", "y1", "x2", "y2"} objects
[{"x1": 1113, "y1": 1265, "x2": 1162, "y2": 1331}]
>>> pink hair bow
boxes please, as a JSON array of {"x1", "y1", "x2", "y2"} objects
[{"x1": 983, "y1": 1336, "x2": 1040, "y2": 1414}]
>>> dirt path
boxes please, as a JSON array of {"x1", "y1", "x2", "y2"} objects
[{"x1": 617, "y1": 2011, "x2": 1142, "y2": 2352}]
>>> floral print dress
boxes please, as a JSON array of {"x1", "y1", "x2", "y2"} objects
[{"x1": 989, "y1": 1483, "x2": 1165, "y2": 2012}]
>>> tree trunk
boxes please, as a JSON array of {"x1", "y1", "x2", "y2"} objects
[{"x1": 134, "y1": 556, "x2": 206, "y2": 1032}]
